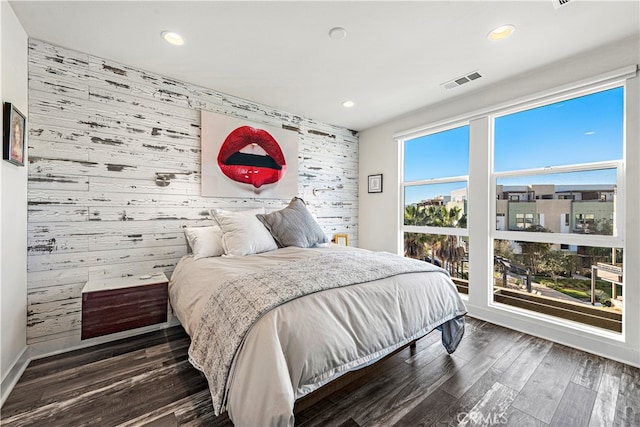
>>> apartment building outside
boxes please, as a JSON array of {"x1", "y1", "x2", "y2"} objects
[{"x1": 495, "y1": 184, "x2": 615, "y2": 237}]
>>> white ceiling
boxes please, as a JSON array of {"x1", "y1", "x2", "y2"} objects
[{"x1": 9, "y1": 1, "x2": 640, "y2": 131}]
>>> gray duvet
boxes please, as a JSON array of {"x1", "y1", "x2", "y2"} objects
[{"x1": 169, "y1": 245, "x2": 467, "y2": 426}]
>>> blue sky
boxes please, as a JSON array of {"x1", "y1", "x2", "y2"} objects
[{"x1": 404, "y1": 87, "x2": 623, "y2": 205}]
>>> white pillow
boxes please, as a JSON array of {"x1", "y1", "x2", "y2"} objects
[
  {"x1": 184, "y1": 226, "x2": 225, "y2": 260},
  {"x1": 212, "y1": 208, "x2": 278, "y2": 256}
]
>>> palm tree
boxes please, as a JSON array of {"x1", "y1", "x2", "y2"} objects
[
  {"x1": 404, "y1": 232, "x2": 427, "y2": 260},
  {"x1": 435, "y1": 236, "x2": 465, "y2": 275},
  {"x1": 404, "y1": 204, "x2": 468, "y2": 272},
  {"x1": 404, "y1": 204, "x2": 426, "y2": 226},
  {"x1": 404, "y1": 204, "x2": 427, "y2": 260},
  {"x1": 423, "y1": 205, "x2": 466, "y2": 229},
  {"x1": 429, "y1": 206, "x2": 467, "y2": 275}
]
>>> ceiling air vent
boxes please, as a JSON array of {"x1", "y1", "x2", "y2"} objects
[
  {"x1": 441, "y1": 71, "x2": 482, "y2": 90},
  {"x1": 552, "y1": 0, "x2": 573, "y2": 9}
]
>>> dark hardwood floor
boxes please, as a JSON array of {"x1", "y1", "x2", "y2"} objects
[{"x1": 2, "y1": 317, "x2": 639, "y2": 426}]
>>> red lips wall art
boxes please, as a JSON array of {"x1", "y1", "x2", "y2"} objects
[
  {"x1": 201, "y1": 111, "x2": 299, "y2": 198},
  {"x1": 217, "y1": 126, "x2": 286, "y2": 189}
]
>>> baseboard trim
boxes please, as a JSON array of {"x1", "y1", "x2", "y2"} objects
[{"x1": 1, "y1": 346, "x2": 30, "y2": 408}]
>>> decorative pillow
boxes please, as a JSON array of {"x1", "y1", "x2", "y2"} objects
[
  {"x1": 212, "y1": 208, "x2": 278, "y2": 256},
  {"x1": 257, "y1": 197, "x2": 329, "y2": 248},
  {"x1": 184, "y1": 226, "x2": 225, "y2": 260}
]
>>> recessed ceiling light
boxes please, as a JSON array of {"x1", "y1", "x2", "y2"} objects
[
  {"x1": 161, "y1": 31, "x2": 184, "y2": 46},
  {"x1": 487, "y1": 24, "x2": 515, "y2": 41},
  {"x1": 329, "y1": 27, "x2": 347, "y2": 40},
  {"x1": 342, "y1": 100, "x2": 355, "y2": 108}
]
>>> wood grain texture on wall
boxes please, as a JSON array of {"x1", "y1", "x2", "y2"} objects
[{"x1": 27, "y1": 39, "x2": 358, "y2": 345}]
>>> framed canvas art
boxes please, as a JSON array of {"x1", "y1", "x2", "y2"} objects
[
  {"x1": 201, "y1": 111, "x2": 298, "y2": 199},
  {"x1": 3, "y1": 103, "x2": 26, "y2": 166}
]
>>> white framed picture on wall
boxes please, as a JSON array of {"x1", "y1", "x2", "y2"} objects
[{"x1": 368, "y1": 174, "x2": 382, "y2": 193}]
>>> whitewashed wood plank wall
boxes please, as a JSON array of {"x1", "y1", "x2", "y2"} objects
[{"x1": 27, "y1": 39, "x2": 359, "y2": 345}]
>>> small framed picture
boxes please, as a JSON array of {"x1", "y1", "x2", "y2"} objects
[
  {"x1": 368, "y1": 174, "x2": 383, "y2": 193},
  {"x1": 333, "y1": 233, "x2": 349, "y2": 246},
  {"x1": 3, "y1": 103, "x2": 26, "y2": 166}
]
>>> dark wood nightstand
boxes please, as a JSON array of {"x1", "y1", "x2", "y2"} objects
[{"x1": 81, "y1": 273, "x2": 169, "y2": 340}]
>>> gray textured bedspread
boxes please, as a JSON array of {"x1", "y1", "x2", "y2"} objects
[{"x1": 183, "y1": 248, "x2": 466, "y2": 425}]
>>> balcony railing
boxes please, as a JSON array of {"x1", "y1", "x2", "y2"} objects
[{"x1": 494, "y1": 287, "x2": 622, "y2": 333}]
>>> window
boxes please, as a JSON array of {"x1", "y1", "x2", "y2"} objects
[
  {"x1": 575, "y1": 213, "x2": 597, "y2": 233},
  {"x1": 492, "y1": 86, "x2": 624, "y2": 331},
  {"x1": 402, "y1": 124, "x2": 469, "y2": 294},
  {"x1": 395, "y1": 66, "x2": 636, "y2": 362},
  {"x1": 515, "y1": 213, "x2": 534, "y2": 229}
]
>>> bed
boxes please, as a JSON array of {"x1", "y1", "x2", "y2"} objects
[{"x1": 169, "y1": 199, "x2": 467, "y2": 426}]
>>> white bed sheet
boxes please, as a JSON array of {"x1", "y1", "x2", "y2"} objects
[{"x1": 169, "y1": 245, "x2": 466, "y2": 426}]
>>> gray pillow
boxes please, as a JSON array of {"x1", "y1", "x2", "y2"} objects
[{"x1": 257, "y1": 197, "x2": 328, "y2": 248}]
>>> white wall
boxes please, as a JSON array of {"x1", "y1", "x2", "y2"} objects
[
  {"x1": 359, "y1": 36, "x2": 640, "y2": 367},
  {"x1": 1, "y1": 0, "x2": 29, "y2": 404}
]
